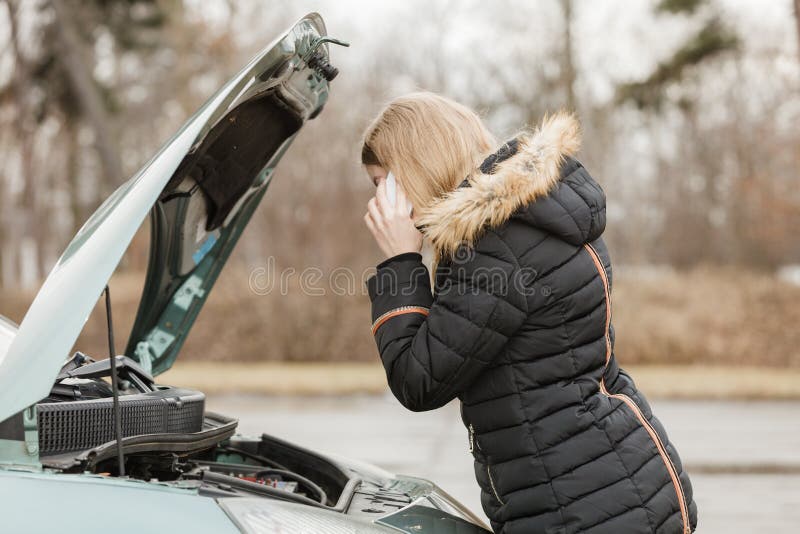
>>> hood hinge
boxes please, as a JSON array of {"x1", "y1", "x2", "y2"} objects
[{"x1": 0, "y1": 406, "x2": 41, "y2": 469}]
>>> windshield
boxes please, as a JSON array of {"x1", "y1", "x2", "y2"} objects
[{"x1": 0, "y1": 315, "x2": 18, "y2": 360}]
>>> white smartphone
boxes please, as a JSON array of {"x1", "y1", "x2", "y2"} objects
[
  {"x1": 386, "y1": 171, "x2": 398, "y2": 206},
  {"x1": 386, "y1": 171, "x2": 413, "y2": 214}
]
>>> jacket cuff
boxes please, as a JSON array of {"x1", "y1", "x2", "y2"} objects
[
  {"x1": 367, "y1": 252, "x2": 433, "y2": 322},
  {"x1": 375, "y1": 252, "x2": 422, "y2": 270}
]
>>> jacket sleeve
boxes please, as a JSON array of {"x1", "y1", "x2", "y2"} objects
[{"x1": 366, "y1": 238, "x2": 528, "y2": 412}]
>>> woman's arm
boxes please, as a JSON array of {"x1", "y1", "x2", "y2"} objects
[{"x1": 367, "y1": 238, "x2": 527, "y2": 412}]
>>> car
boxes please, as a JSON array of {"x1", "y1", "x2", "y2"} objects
[{"x1": 0, "y1": 13, "x2": 491, "y2": 534}]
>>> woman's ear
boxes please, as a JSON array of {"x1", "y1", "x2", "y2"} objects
[{"x1": 365, "y1": 164, "x2": 387, "y2": 187}]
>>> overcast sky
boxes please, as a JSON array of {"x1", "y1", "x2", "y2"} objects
[{"x1": 180, "y1": 0, "x2": 798, "y2": 109}]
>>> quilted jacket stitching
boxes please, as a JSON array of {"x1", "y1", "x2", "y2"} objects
[{"x1": 508, "y1": 353, "x2": 569, "y2": 526}]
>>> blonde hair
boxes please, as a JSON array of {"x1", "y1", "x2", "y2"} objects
[{"x1": 361, "y1": 92, "x2": 496, "y2": 211}]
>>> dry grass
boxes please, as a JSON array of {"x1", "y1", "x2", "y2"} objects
[
  {"x1": 622, "y1": 365, "x2": 800, "y2": 400},
  {"x1": 613, "y1": 266, "x2": 800, "y2": 367},
  {"x1": 159, "y1": 361, "x2": 800, "y2": 400},
  {"x1": 1, "y1": 267, "x2": 378, "y2": 365},
  {"x1": 4, "y1": 265, "x2": 800, "y2": 398},
  {"x1": 160, "y1": 361, "x2": 387, "y2": 396}
]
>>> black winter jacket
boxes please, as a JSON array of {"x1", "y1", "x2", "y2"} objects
[{"x1": 367, "y1": 113, "x2": 698, "y2": 534}]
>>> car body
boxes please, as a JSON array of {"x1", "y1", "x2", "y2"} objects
[{"x1": 0, "y1": 14, "x2": 491, "y2": 534}]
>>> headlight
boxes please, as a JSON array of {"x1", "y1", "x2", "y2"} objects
[
  {"x1": 325, "y1": 455, "x2": 490, "y2": 531},
  {"x1": 218, "y1": 497, "x2": 393, "y2": 534},
  {"x1": 374, "y1": 476, "x2": 492, "y2": 533},
  {"x1": 375, "y1": 500, "x2": 491, "y2": 533}
]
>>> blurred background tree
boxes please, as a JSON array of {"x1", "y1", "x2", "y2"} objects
[
  {"x1": 2, "y1": 0, "x2": 800, "y2": 366},
  {"x1": 1, "y1": 0, "x2": 170, "y2": 283}
]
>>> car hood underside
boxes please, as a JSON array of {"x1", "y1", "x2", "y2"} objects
[{"x1": 0, "y1": 13, "x2": 339, "y2": 422}]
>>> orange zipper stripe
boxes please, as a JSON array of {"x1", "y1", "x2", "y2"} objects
[
  {"x1": 371, "y1": 306, "x2": 430, "y2": 335},
  {"x1": 584, "y1": 244, "x2": 689, "y2": 534}
]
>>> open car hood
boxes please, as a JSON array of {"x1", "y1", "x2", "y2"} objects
[{"x1": 0, "y1": 13, "x2": 342, "y2": 422}]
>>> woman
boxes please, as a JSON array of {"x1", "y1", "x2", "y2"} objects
[{"x1": 361, "y1": 93, "x2": 698, "y2": 534}]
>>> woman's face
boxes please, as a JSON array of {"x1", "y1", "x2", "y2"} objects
[{"x1": 365, "y1": 164, "x2": 387, "y2": 187}]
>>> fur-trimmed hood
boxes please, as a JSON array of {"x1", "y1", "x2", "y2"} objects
[{"x1": 416, "y1": 112, "x2": 606, "y2": 258}]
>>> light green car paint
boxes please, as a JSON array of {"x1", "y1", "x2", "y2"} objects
[{"x1": 0, "y1": 469, "x2": 239, "y2": 534}]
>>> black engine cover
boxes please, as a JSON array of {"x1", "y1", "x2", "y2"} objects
[{"x1": 37, "y1": 388, "x2": 205, "y2": 456}]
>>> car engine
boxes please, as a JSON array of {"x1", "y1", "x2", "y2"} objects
[{"x1": 37, "y1": 352, "x2": 349, "y2": 509}]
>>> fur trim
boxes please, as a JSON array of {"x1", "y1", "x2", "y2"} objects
[{"x1": 416, "y1": 111, "x2": 581, "y2": 258}]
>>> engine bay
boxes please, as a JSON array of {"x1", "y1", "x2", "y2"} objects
[
  {"x1": 26, "y1": 352, "x2": 486, "y2": 530},
  {"x1": 37, "y1": 352, "x2": 367, "y2": 512}
]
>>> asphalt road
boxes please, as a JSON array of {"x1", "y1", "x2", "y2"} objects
[{"x1": 207, "y1": 395, "x2": 800, "y2": 533}]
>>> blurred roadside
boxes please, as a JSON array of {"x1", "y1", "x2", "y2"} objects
[{"x1": 5, "y1": 267, "x2": 800, "y2": 399}]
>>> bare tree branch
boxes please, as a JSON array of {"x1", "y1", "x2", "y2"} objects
[
  {"x1": 560, "y1": 0, "x2": 577, "y2": 111},
  {"x1": 3, "y1": 0, "x2": 45, "y2": 283},
  {"x1": 794, "y1": 0, "x2": 800, "y2": 66},
  {"x1": 49, "y1": 0, "x2": 124, "y2": 192}
]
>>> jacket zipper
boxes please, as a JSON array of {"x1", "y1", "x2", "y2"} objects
[
  {"x1": 468, "y1": 423, "x2": 475, "y2": 453},
  {"x1": 468, "y1": 423, "x2": 505, "y2": 505},
  {"x1": 584, "y1": 243, "x2": 690, "y2": 534},
  {"x1": 487, "y1": 464, "x2": 505, "y2": 505}
]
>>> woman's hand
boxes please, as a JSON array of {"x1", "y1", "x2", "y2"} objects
[{"x1": 364, "y1": 179, "x2": 423, "y2": 258}]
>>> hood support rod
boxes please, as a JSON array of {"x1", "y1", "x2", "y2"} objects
[{"x1": 104, "y1": 286, "x2": 125, "y2": 476}]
